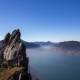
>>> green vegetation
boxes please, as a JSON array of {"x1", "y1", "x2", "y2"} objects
[{"x1": 0, "y1": 67, "x2": 23, "y2": 80}]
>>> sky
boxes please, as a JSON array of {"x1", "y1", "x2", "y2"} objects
[{"x1": 0, "y1": 0, "x2": 80, "y2": 42}]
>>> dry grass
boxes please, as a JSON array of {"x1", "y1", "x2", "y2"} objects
[{"x1": 0, "y1": 67, "x2": 23, "y2": 80}]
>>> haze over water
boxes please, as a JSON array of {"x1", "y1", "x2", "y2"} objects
[{"x1": 27, "y1": 46, "x2": 80, "y2": 80}]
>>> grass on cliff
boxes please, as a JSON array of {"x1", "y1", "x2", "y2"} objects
[{"x1": 0, "y1": 67, "x2": 23, "y2": 80}]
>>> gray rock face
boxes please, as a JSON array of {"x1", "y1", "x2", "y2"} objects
[
  {"x1": 0, "y1": 29, "x2": 32, "y2": 80},
  {"x1": 0, "y1": 29, "x2": 27, "y2": 67}
]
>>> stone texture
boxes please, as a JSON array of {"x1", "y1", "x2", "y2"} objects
[{"x1": 0, "y1": 29, "x2": 32, "y2": 80}]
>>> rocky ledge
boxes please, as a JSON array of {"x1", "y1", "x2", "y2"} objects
[{"x1": 0, "y1": 29, "x2": 32, "y2": 80}]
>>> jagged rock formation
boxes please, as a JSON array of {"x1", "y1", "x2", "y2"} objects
[{"x1": 0, "y1": 29, "x2": 32, "y2": 80}]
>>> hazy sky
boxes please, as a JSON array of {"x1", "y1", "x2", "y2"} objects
[{"x1": 0, "y1": 0, "x2": 80, "y2": 42}]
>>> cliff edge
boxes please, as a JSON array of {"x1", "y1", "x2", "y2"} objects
[{"x1": 0, "y1": 29, "x2": 32, "y2": 80}]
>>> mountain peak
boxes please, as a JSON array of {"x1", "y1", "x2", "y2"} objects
[{"x1": 0, "y1": 29, "x2": 32, "y2": 80}]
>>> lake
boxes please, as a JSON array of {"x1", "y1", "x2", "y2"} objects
[{"x1": 27, "y1": 46, "x2": 80, "y2": 80}]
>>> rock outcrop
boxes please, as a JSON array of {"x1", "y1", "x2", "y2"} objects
[{"x1": 0, "y1": 29, "x2": 32, "y2": 80}]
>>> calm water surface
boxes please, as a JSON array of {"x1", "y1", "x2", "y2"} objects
[{"x1": 27, "y1": 47, "x2": 80, "y2": 80}]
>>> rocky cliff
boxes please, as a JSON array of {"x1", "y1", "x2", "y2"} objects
[{"x1": 0, "y1": 29, "x2": 32, "y2": 80}]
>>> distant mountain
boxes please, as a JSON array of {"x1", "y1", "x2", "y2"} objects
[
  {"x1": 22, "y1": 41, "x2": 40, "y2": 48},
  {"x1": 56, "y1": 41, "x2": 80, "y2": 51},
  {"x1": 33, "y1": 41, "x2": 55, "y2": 46},
  {"x1": 22, "y1": 41, "x2": 55, "y2": 48}
]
